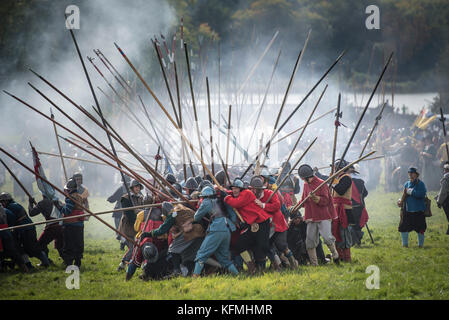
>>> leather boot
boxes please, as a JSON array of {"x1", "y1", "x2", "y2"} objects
[
  {"x1": 307, "y1": 248, "x2": 318, "y2": 266},
  {"x1": 245, "y1": 261, "x2": 257, "y2": 274},
  {"x1": 288, "y1": 255, "x2": 299, "y2": 269},
  {"x1": 326, "y1": 242, "x2": 340, "y2": 264},
  {"x1": 344, "y1": 248, "x2": 351, "y2": 262},
  {"x1": 271, "y1": 254, "x2": 282, "y2": 271}
]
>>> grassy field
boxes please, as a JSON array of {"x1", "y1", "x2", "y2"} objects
[{"x1": 1, "y1": 176, "x2": 449, "y2": 300}]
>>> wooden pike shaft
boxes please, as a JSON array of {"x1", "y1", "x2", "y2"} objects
[
  {"x1": 206, "y1": 77, "x2": 215, "y2": 175},
  {"x1": 240, "y1": 51, "x2": 346, "y2": 179},
  {"x1": 59, "y1": 136, "x2": 172, "y2": 201},
  {"x1": 37, "y1": 150, "x2": 147, "y2": 174},
  {"x1": 153, "y1": 39, "x2": 180, "y2": 125},
  {"x1": 96, "y1": 49, "x2": 132, "y2": 91},
  {"x1": 277, "y1": 85, "x2": 328, "y2": 186},
  {"x1": 225, "y1": 104, "x2": 232, "y2": 174},
  {"x1": 272, "y1": 108, "x2": 337, "y2": 145},
  {"x1": 66, "y1": 25, "x2": 137, "y2": 207},
  {"x1": 264, "y1": 31, "x2": 311, "y2": 161},
  {"x1": 0, "y1": 146, "x2": 136, "y2": 245},
  {"x1": 114, "y1": 42, "x2": 222, "y2": 188},
  {"x1": 0, "y1": 158, "x2": 36, "y2": 205},
  {"x1": 184, "y1": 42, "x2": 205, "y2": 176},
  {"x1": 331, "y1": 93, "x2": 341, "y2": 176},
  {"x1": 0, "y1": 201, "x2": 197, "y2": 233},
  {"x1": 339, "y1": 52, "x2": 394, "y2": 162},
  {"x1": 215, "y1": 143, "x2": 231, "y2": 185},
  {"x1": 316, "y1": 155, "x2": 385, "y2": 170},
  {"x1": 173, "y1": 61, "x2": 187, "y2": 181},
  {"x1": 246, "y1": 48, "x2": 282, "y2": 151},
  {"x1": 359, "y1": 101, "x2": 387, "y2": 157},
  {"x1": 291, "y1": 151, "x2": 376, "y2": 213},
  {"x1": 50, "y1": 111, "x2": 68, "y2": 182}
]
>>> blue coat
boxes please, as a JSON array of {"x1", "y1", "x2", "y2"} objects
[
  {"x1": 194, "y1": 198, "x2": 236, "y2": 232},
  {"x1": 404, "y1": 179, "x2": 427, "y2": 212}
]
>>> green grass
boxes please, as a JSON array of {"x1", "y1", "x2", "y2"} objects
[{"x1": 1, "y1": 175, "x2": 449, "y2": 299}]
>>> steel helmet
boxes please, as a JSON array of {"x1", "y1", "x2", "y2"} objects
[
  {"x1": 215, "y1": 170, "x2": 226, "y2": 186},
  {"x1": 165, "y1": 173, "x2": 177, "y2": 185},
  {"x1": 250, "y1": 176, "x2": 265, "y2": 189},
  {"x1": 185, "y1": 177, "x2": 199, "y2": 190},
  {"x1": 198, "y1": 179, "x2": 213, "y2": 191},
  {"x1": 0, "y1": 192, "x2": 13, "y2": 202},
  {"x1": 298, "y1": 164, "x2": 314, "y2": 179},
  {"x1": 64, "y1": 178, "x2": 78, "y2": 191},
  {"x1": 142, "y1": 242, "x2": 159, "y2": 263},
  {"x1": 230, "y1": 178, "x2": 244, "y2": 189},
  {"x1": 130, "y1": 179, "x2": 144, "y2": 189},
  {"x1": 260, "y1": 168, "x2": 270, "y2": 178},
  {"x1": 161, "y1": 201, "x2": 174, "y2": 216},
  {"x1": 200, "y1": 186, "x2": 216, "y2": 198}
]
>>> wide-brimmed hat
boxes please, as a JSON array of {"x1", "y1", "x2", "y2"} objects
[{"x1": 408, "y1": 167, "x2": 419, "y2": 175}]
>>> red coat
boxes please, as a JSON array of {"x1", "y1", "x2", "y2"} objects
[
  {"x1": 260, "y1": 189, "x2": 288, "y2": 232},
  {"x1": 224, "y1": 189, "x2": 271, "y2": 225},
  {"x1": 301, "y1": 176, "x2": 337, "y2": 222}
]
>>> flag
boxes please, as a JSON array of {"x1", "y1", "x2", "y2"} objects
[
  {"x1": 30, "y1": 143, "x2": 60, "y2": 218},
  {"x1": 415, "y1": 109, "x2": 437, "y2": 130}
]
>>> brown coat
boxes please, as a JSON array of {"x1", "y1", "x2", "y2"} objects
[
  {"x1": 173, "y1": 204, "x2": 205, "y2": 242},
  {"x1": 118, "y1": 193, "x2": 143, "y2": 239}
]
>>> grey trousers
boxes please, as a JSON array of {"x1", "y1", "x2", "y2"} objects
[{"x1": 305, "y1": 220, "x2": 335, "y2": 250}]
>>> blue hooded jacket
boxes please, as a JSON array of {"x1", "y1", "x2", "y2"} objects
[{"x1": 404, "y1": 179, "x2": 427, "y2": 212}]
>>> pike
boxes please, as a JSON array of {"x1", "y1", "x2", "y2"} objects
[
  {"x1": 272, "y1": 107, "x2": 337, "y2": 145},
  {"x1": 174, "y1": 61, "x2": 187, "y2": 181},
  {"x1": 138, "y1": 96, "x2": 177, "y2": 171},
  {"x1": 66, "y1": 23, "x2": 137, "y2": 207},
  {"x1": 30, "y1": 69, "x2": 179, "y2": 201},
  {"x1": 266, "y1": 137, "x2": 318, "y2": 203},
  {"x1": 225, "y1": 104, "x2": 232, "y2": 174},
  {"x1": 0, "y1": 146, "x2": 136, "y2": 245},
  {"x1": 95, "y1": 49, "x2": 132, "y2": 91},
  {"x1": 87, "y1": 55, "x2": 156, "y2": 143},
  {"x1": 359, "y1": 101, "x2": 387, "y2": 157},
  {"x1": 265, "y1": 30, "x2": 311, "y2": 161},
  {"x1": 215, "y1": 143, "x2": 231, "y2": 185},
  {"x1": 330, "y1": 93, "x2": 342, "y2": 176},
  {"x1": 240, "y1": 50, "x2": 347, "y2": 179},
  {"x1": 316, "y1": 155, "x2": 385, "y2": 170},
  {"x1": 155, "y1": 146, "x2": 161, "y2": 173},
  {"x1": 0, "y1": 200, "x2": 197, "y2": 233},
  {"x1": 439, "y1": 107, "x2": 449, "y2": 161},
  {"x1": 50, "y1": 109, "x2": 68, "y2": 182},
  {"x1": 37, "y1": 150, "x2": 148, "y2": 174},
  {"x1": 338, "y1": 52, "x2": 393, "y2": 163},
  {"x1": 59, "y1": 134, "x2": 173, "y2": 201},
  {"x1": 246, "y1": 48, "x2": 282, "y2": 151},
  {"x1": 291, "y1": 151, "x2": 377, "y2": 213},
  {"x1": 86, "y1": 105, "x2": 187, "y2": 201},
  {"x1": 114, "y1": 43, "x2": 233, "y2": 191},
  {"x1": 276, "y1": 84, "x2": 328, "y2": 186},
  {"x1": 206, "y1": 77, "x2": 215, "y2": 175},
  {"x1": 153, "y1": 38, "x2": 180, "y2": 125},
  {"x1": 93, "y1": 49, "x2": 131, "y2": 95},
  {"x1": 0, "y1": 158, "x2": 37, "y2": 206},
  {"x1": 184, "y1": 42, "x2": 206, "y2": 176}
]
